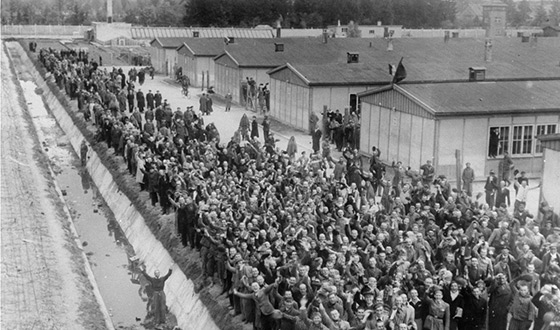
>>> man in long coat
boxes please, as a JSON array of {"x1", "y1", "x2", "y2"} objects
[{"x1": 136, "y1": 89, "x2": 145, "y2": 112}]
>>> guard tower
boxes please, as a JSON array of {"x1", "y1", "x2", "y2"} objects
[{"x1": 483, "y1": 3, "x2": 507, "y2": 37}]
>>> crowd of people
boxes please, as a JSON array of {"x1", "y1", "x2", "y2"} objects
[{"x1": 37, "y1": 45, "x2": 560, "y2": 330}]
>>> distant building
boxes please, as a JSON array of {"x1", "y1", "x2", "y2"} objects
[
  {"x1": 149, "y1": 37, "x2": 190, "y2": 76},
  {"x1": 328, "y1": 22, "x2": 403, "y2": 38},
  {"x1": 176, "y1": 39, "x2": 227, "y2": 88},
  {"x1": 483, "y1": 3, "x2": 507, "y2": 37},
  {"x1": 133, "y1": 27, "x2": 274, "y2": 42},
  {"x1": 543, "y1": 26, "x2": 560, "y2": 37}
]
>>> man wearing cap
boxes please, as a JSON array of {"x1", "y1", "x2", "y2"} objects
[
  {"x1": 484, "y1": 170, "x2": 499, "y2": 209},
  {"x1": 389, "y1": 294, "x2": 417, "y2": 330},
  {"x1": 420, "y1": 160, "x2": 435, "y2": 188},
  {"x1": 487, "y1": 273, "x2": 512, "y2": 330},
  {"x1": 542, "y1": 243, "x2": 560, "y2": 275}
]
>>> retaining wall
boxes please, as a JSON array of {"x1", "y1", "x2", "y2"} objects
[{"x1": 10, "y1": 42, "x2": 221, "y2": 330}]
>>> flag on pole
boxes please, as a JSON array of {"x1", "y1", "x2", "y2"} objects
[{"x1": 391, "y1": 57, "x2": 407, "y2": 84}]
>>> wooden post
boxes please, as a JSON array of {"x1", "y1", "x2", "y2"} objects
[
  {"x1": 206, "y1": 70, "x2": 210, "y2": 91},
  {"x1": 201, "y1": 71, "x2": 205, "y2": 91},
  {"x1": 323, "y1": 105, "x2": 328, "y2": 136},
  {"x1": 455, "y1": 149, "x2": 462, "y2": 191}
]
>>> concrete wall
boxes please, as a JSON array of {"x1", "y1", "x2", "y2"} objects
[{"x1": 17, "y1": 42, "x2": 219, "y2": 330}]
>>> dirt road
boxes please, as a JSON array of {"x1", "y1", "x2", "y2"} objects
[{"x1": 1, "y1": 42, "x2": 107, "y2": 329}]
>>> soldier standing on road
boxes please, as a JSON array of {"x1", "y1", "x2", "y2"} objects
[
  {"x1": 199, "y1": 93, "x2": 208, "y2": 115},
  {"x1": 250, "y1": 116, "x2": 259, "y2": 140},
  {"x1": 136, "y1": 89, "x2": 145, "y2": 112},
  {"x1": 146, "y1": 90, "x2": 154, "y2": 110},
  {"x1": 154, "y1": 90, "x2": 162, "y2": 108},
  {"x1": 127, "y1": 90, "x2": 135, "y2": 113},
  {"x1": 262, "y1": 116, "x2": 270, "y2": 139},
  {"x1": 225, "y1": 92, "x2": 232, "y2": 112},
  {"x1": 462, "y1": 162, "x2": 475, "y2": 197}
]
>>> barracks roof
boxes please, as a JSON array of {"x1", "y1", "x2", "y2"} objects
[
  {"x1": 177, "y1": 39, "x2": 228, "y2": 57},
  {"x1": 360, "y1": 80, "x2": 560, "y2": 117},
  {"x1": 214, "y1": 37, "x2": 560, "y2": 81},
  {"x1": 134, "y1": 27, "x2": 274, "y2": 40}
]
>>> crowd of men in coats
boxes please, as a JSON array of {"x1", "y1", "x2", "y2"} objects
[{"x1": 37, "y1": 46, "x2": 560, "y2": 330}]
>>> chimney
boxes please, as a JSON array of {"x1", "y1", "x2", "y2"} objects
[
  {"x1": 347, "y1": 52, "x2": 359, "y2": 63},
  {"x1": 377, "y1": 21, "x2": 382, "y2": 26},
  {"x1": 322, "y1": 29, "x2": 328, "y2": 43},
  {"x1": 469, "y1": 67, "x2": 486, "y2": 81},
  {"x1": 338, "y1": 20, "x2": 341, "y2": 27},
  {"x1": 275, "y1": 43, "x2": 284, "y2": 52},
  {"x1": 276, "y1": 20, "x2": 281, "y2": 38},
  {"x1": 530, "y1": 34, "x2": 538, "y2": 48},
  {"x1": 107, "y1": 0, "x2": 113, "y2": 23},
  {"x1": 387, "y1": 39, "x2": 394, "y2": 51},
  {"x1": 484, "y1": 39, "x2": 492, "y2": 62}
]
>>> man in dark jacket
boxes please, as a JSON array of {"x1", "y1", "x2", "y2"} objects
[
  {"x1": 136, "y1": 89, "x2": 145, "y2": 112},
  {"x1": 154, "y1": 90, "x2": 162, "y2": 108},
  {"x1": 146, "y1": 90, "x2": 154, "y2": 109},
  {"x1": 250, "y1": 116, "x2": 259, "y2": 139},
  {"x1": 484, "y1": 170, "x2": 499, "y2": 209},
  {"x1": 127, "y1": 90, "x2": 135, "y2": 113}
]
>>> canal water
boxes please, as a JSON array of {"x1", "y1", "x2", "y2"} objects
[{"x1": 18, "y1": 76, "x2": 155, "y2": 329}]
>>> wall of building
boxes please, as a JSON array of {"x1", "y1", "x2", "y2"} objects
[
  {"x1": 541, "y1": 148, "x2": 560, "y2": 214},
  {"x1": 269, "y1": 78, "x2": 310, "y2": 131},
  {"x1": 177, "y1": 53, "x2": 197, "y2": 85},
  {"x1": 214, "y1": 62, "x2": 242, "y2": 103},
  {"x1": 148, "y1": 47, "x2": 166, "y2": 74},
  {"x1": 435, "y1": 114, "x2": 560, "y2": 182},
  {"x1": 360, "y1": 103, "x2": 435, "y2": 169},
  {"x1": 310, "y1": 86, "x2": 371, "y2": 116},
  {"x1": 165, "y1": 49, "x2": 178, "y2": 78}
]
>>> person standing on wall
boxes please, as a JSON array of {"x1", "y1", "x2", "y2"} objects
[
  {"x1": 462, "y1": 162, "x2": 475, "y2": 197},
  {"x1": 141, "y1": 263, "x2": 173, "y2": 325}
]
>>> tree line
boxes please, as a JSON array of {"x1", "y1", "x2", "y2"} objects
[
  {"x1": 2, "y1": 0, "x2": 559, "y2": 29},
  {"x1": 183, "y1": 0, "x2": 457, "y2": 29}
]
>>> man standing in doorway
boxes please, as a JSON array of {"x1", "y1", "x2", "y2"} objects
[{"x1": 462, "y1": 162, "x2": 475, "y2": 197}]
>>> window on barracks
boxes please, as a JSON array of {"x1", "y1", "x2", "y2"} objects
[
  {"x1": 512, "y1": 125, "x2": 533, "y2": 155},
  {"x1": 489, "y1": 126, "x2": 509, "y2": 158},
  {"x1": 535, "y1": 124, "x2": 557, "y2": 153}
]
